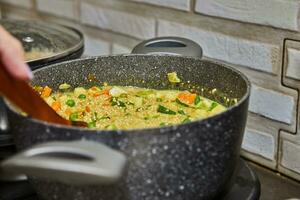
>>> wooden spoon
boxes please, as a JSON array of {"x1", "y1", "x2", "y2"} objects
[{"x1": 0, "y1": 65, "x2": 87, "y2": 127}]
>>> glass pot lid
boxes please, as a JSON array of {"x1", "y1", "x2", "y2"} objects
[{"x1": 0, "y1": 20, "x2": 84, "y2": 63}]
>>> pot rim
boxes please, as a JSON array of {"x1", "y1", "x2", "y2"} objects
[{"x1": 6, "y1": 54, "x2": 251, "y2": 134}]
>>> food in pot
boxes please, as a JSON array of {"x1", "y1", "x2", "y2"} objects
[
  {"x1": 35, "y1": 83, "x2": 226, "y2": 130},
  {"x1": 25, "y1": 48, "x2": 55, "y2": 61}
]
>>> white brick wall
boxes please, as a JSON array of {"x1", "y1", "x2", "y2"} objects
[
  {"x1": 158, "y1": 20, "x2": 279, "y2": 73},
  {"x1": 249, "y1": 85, "x2": 295, "y2": 124},
  {"x1": 195, "y1": 0, "x2": 300, "y2": 31},
  {"x1": 84, "y1": 36, "x2": 110, "y2": 57},
  {"x1": 0, "y1": 0, "x2": 33, "y2": 9},
  {"x1": 81, "y1": 2, "x2": 156, "y2": 40},
  {"x1": 242, "y1": 129, "x2": 275, "y2": 160},
  {"x1": 286, "y1": 48, "x2": 300, "y2": 81},
  {"x1": 112, "y1": 43, "x2": 132, "y2": 55},
  {"x1": 37, "y1": 0, "x2": 78, "y2": 20},
  {"x1": 281, "y1": 140, "x2": 300, "y2": 174},
  {"x1": 131, "y1": 0, "x2": 190, "y2": 11}
]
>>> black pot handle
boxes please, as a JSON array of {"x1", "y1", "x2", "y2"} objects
[
  {"x1": 132, "y1": 36, "x2": 203, "y2": 58},
  {"x1": 1, "y1": 140, "x2": 127, "y2": 185}
]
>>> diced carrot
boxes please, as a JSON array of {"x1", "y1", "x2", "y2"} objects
[
  {"x1": 65, "y1": 108, "x2": 72, "y2": 116},
  {"x1": 178, "y1": 92, "x2": 196, "y2": 104},
  {"x1": 93, "y1": 93, "x2": 101, "y2": 97},
  {"x1": 102, "y1": 102, "x2": 110, "y2": 107},
  {"x1": 51, "y1": 101, "x2": 61, "y2": 111},
  {"x1": 41, "y1": 86, "x2": 52, "y2": 98},
  {"x1": 85, "y1": 106, "x2": 91, "y2": 113},
  {"x1": 101, "y1": 89, "x2": 110, "y2": 96}
]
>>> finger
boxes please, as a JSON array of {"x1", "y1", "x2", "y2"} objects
[{"x1": 0, "y1": 27, "x2": 33, "y2": 80}]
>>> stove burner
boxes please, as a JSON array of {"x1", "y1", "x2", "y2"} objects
[{"x1": 0, "y1": 158, "x2": 260, "y2": 200}]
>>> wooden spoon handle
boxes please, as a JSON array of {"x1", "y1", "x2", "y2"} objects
[{"x1": 0, "y1": 65, "x2": 71, "y2": 126}]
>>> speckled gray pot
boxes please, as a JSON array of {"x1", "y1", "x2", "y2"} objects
[{"x1": 7, "y1": 55, "x2": 250, "y2": 200}]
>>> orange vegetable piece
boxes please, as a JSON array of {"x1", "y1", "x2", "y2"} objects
[
  {"x1": 64, "y1": 108, "x2": 72, "y2": 116},
  {"x1": 93, "y1": 93, "x2": 101, "y2": 97},
  {"x1": 51, "y1": 101, "x2": 61, "y2": 111},
  {"x1": 178, "y1": 92, "x2": 196, "y2": 104},
  {"x1": 101, "y1": 89, "x2": 110, "y2": 96},
  {"x1": 85, "y1": 106, "x2": 91, "y2": 113},
  {"x1": 41, "y1": 86, "x2": 52, "y2": 98}
]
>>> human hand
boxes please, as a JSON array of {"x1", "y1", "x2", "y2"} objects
[{"x1": 0, "y1": 25, "x2": 32, "y2": 80}]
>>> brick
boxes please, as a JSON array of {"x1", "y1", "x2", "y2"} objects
[
  {"x1": 195, "y1": 0, "x2": 300, "y2": 31},
  {"x1": 281, "y1": 140, "x2": 300, "y2": 174},
  {"x1": 81, "y1": 2, "x2": 155, "y2": 40},
  {"x1": 0, "y1": 0, "x2": 33, "y2": 9},
  {"x1": 249, "y1": 85, "x2": 295, "y2": 124},
  {"x1": 158, "y1": 20, "x2": 279, "y2": 73},
  {"x1": 131, "y1": 0, "x2": 190, "y2": 11},
  {"x1": 286, "y1": 48, "x2": 300, "y2": 81},
  {"x1": 37, "y1": 0, "x2": 77, "y2": 20},
  {"x1": 242, "y1": 129, "x2": 275, "y2": 160},
  {"x1": 112, "y1": 43, "x2": 132, "y2": 55},
  {"x1": 84, "y1": 36, "x2": 110, "y2": 56}
]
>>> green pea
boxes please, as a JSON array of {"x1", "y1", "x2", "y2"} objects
[
  {"x1": 88, "y1": 121, "x2": 96, "y2": 128},
  {"x1": 69, "y1": 113, "x2": 78, "y2": 121},
  {"x1": 66, "y1": 99, "x2": 75, "y2": 107},
  {"x1": 78, "y1": 94, "x2": 86, "y2": 99}
]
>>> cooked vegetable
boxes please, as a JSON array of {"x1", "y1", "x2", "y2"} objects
[
  {"x1": 78, "y1": 94, "x2": 86, "y2": 99},
  {"x1": 178, "y1": 92, "x2": 196, "y2": 104},
  {"x1": 66, "y1": 99, "x2": 75, "y2": 107},
  {"x1": 157, "y1": 105, "x2": 177, "y2": 115},
  {"x1": 41, "y1": 86, "x2": 52, "y2": 98},
  {"x1": 41, "y1": 84, "x2": 226, "y2": 130},
  {"x1": 59, "y1": 83, "x2": 71, "y2": 90},
  {"x1": 69, "y1": 112, "x2": 78, "y2": 121},
  {"x1": 194, "y1": 95, "x2": 201, "y2": 105},
  {"x1": 167, "y1": 72, "x2": 181, "y2": 83},
  {"x1": 51, "y1": 101, "x2": 61, "y2": 111},
  {"x1": 209, "y1": 102, "x2": 218, "y2": 111}
]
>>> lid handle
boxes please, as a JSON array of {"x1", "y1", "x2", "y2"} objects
[{"x1": 132, "y1": 36, "x2": 202, "y2": 58}]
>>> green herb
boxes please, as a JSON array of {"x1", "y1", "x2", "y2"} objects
[
  {"x1": 156, "y1": 98, "x2": 163, "y2": 102},
  {"x1": 136, "y1": 107, "x2": 143, "y2": 112},
  {"x1": 59, "y1": 83, "x2": 71, "y2": 90},
  {"x1": 88, "y1": 121, "x2": 96, "y2": 128},
  {"x1": 194, "y1": 95, "x2": 201, "y2": 105},
  {"x1": 178, "y1": 110, "x2": 186, "y2": 115},
  {"x1": 90, "y1": 112, "x2": 98, "y2": 122},
  {"x1": 51, "y1": 96, "x2": 56, "y2": 101},
  {"x1": 127, "y1": 102, "x2": 134, "y2": 105},
  {"x1": 125, "y1": 113, "x2": 131, "y2": 116},
  {"x1": 182, "y1": 118, "x2": 191, "y2": 124},
  {"x1": 78, "y1": 94, "x2": 86, "y2": 99},
  {"x1": 99, "y1": 116, "x2": 110, "y2": 120},
  {"x1": 176, "y1": 98, "x2": 189, "y2": 107},
  {"x1": 167, "y1": 72, "x2": 181, "y2": 83},
  {"x1": 157, "y1": 105, "x2": 176, "y2": 115},
  {"x1": 66, "y1": 99, "x2": 75, "y2": 107},
  {"x1": 160, "y1": 122, "x2": 166, "y2": 126},
  {"x1": 111, "y1": 97, "x2": 126, "y2": 108},
  {"x1": 69, "y1": 112, "x2": 78, "y2": 121},
  {"x1": 105, "y1": 124, "x2": 117, "y2": 130},
  {"x1": 209, "y1": 102, "x2": 218, "y2": 111}
]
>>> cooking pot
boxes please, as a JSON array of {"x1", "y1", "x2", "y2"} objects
[{"x1": 0, "y1": 37, "x2": 250, "y2": 200}]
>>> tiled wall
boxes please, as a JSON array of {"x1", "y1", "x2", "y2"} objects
[{"x1": 1, "y1": 0, "x2": 300, "y2": 181}]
